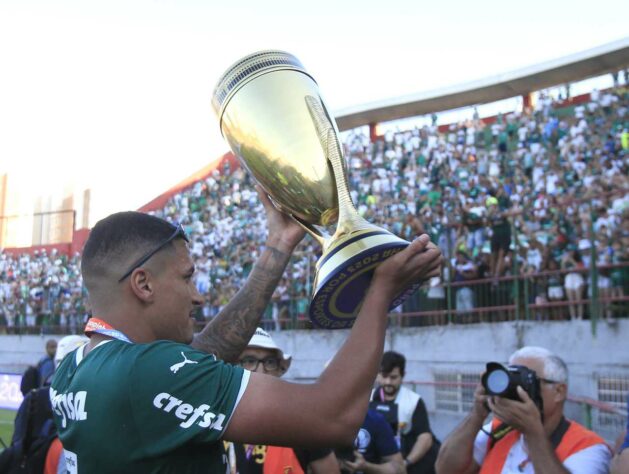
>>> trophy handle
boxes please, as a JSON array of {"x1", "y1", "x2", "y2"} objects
[
  {"x1": 263, "y1": 191, "x2": 328, "y2": 246},
  {"x1": 323, "y1": 128, "x2": 372, "y2": 235},
  {"x1": 290, "y1": 214, "x2": 327, "y2": 247},
  {"x1": 304, "y1": 95, "x2": 372, "y2": 237}
]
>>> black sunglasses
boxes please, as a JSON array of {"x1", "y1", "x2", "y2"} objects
[{"x1": 118, "y1": 223, "x2": 189, "y2": 282}]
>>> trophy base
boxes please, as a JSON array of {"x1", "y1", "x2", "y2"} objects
[{"x1": 309, "y1": 230, "x2": 421, "y2": 329}]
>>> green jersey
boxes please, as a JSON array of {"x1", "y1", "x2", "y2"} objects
[{"x1": 50, "y1": 339, "x2": 249, "y2": 473}]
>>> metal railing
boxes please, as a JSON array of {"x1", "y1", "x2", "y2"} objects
[
  {"x1": 393, "y1": 263, "x2": 629, "y2": 332},
  {"x1": 0, "y1": 262, "x2": 626, "y2": 335},
  {"x1": 249, "y1": 262, "x2": 629, "y2": 332}
]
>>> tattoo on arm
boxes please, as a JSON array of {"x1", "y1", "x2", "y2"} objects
[{"x1": 190, "y1": 245, "x2": 290, "y2": 362}]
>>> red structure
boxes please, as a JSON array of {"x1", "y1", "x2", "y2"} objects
[{"x1": 2, "y1": 152, "x2": 239, "y2": 257}]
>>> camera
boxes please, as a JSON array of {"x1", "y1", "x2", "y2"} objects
[
  {"x1": 481, "y1": 362, "x2": 544, "y2": 414},
  {"x1": 335, "y1": 445, "x2": 356, "y2": 463}
]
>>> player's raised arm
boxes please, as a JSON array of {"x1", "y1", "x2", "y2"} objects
[
  {"x1": 191, "y1": 186, "x2": 305, "y2": 362},
  {"x1": 224, "y1": 235, "x2": 442, "y2": 446}
]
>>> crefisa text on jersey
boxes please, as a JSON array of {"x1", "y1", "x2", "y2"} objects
[
  {"x1": 50, "y1": 388, "x2": 88, "y2": 428},
  {"x1": 153, "y1": 392, "x2": 227, "y2": 430}
]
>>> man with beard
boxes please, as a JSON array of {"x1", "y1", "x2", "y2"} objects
[{"x1": 370, "y1": 351, "x2": 439, "y2": 474}]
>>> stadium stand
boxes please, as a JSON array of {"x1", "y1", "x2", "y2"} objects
[{"x1": 0, "y1": 81, "x2": 628, "y2": 334}]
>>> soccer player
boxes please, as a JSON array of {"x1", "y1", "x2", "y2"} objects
[{"x1": 50, "y1": 189, "x2": 442, "y2": 473}]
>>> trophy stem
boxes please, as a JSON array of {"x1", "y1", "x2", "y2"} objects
[
  {"x1": 325, "y1": 129, "x2": 371, "y2": 236},
  {"x1": 304, "y1": 92, "x2": 370, "y2": 238}
]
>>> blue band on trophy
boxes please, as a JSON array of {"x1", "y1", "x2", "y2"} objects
[{"x1": 310, "y1": 239, "x2": 413, "y2": 329}]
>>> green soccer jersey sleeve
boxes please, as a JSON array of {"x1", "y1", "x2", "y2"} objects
[{"x1": 128, "y1": 341, "x2": 250, "y2": 458}]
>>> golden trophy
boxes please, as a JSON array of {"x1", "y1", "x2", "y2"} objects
[{"x1": 212, "y1": 50, "x2": 420, "y2": 329}]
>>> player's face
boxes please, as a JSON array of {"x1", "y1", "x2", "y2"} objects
[
  {"x1": 378, "y1": 367, "x2": 403, "y2": 397},
  {"x1": 152, "y1": 240, "x2": 203, "y2": 344}
]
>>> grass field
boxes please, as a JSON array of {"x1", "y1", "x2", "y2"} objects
[{"x1": 0, "y1": 408, "x2": 16, "y2": 450}]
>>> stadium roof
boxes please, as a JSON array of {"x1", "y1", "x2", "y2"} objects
[{"x1": 334, "y1": 37, "x2": 629, "y2": 131}]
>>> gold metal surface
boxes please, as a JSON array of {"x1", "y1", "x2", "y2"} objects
[{"x1": 214, "y1": 53, "x2": 340, "y2": 230}]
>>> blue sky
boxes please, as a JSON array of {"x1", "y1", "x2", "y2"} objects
[{"x1": 0, "y1": 0, "x2": 627, "y2": 224}]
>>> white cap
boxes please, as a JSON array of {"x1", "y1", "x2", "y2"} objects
[
  {"x1": 247, "y1": 328, "x2": 290, "y2": 362},
  {"x1": 55, "y1": 335, "x2": 89, "y2": 365}
]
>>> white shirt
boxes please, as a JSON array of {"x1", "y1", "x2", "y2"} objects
[{"x1": 473, "y1": 422, "x2": 611, "y2": 474}]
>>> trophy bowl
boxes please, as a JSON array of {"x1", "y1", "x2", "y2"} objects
[{"x1": 212, "y1": 50, "x2": 421, "y2": 329}]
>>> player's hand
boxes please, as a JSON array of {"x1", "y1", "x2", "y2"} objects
[
  {"x1": 488, "y1": 386, "x2": 544, "y2": 436},
  {"x1": 257, "y1": 185, "x2": 305, "y2": 252},
  {"x1": 373, "y1": 234, "x2": 442, "y2": 298},
  {"x1": 341, "y1": 451, "x2": 367, "y2": 473}
]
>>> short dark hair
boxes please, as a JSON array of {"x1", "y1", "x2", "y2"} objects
[
  {"x1": 381, "y1": 351, "x2": 405, "y2": 377},
  {"x1": 81, "y1": 211, "x2": 180, "y2": 287}
]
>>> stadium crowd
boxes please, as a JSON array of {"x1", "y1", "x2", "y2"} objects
[
  {"x1": 0, "y1": 249, "x2": 86, "y2": 333},
  {"x1": 0, "y1": 84, "x2": 628, "y2": 332}
]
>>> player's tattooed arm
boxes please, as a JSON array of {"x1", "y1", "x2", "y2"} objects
[{"x1": 190, "y1": 244, "x2": 290, "y2": 362}]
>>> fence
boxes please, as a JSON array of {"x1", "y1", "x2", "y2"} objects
[
  {"x1": 393, "y1": 262, "x2": 629, "y2": 331},
  {"x1": 251, "y1": 262, "x2": 629, "y2": 332}
]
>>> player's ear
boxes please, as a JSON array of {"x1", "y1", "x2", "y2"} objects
[{"x1": 130, "y1": 269, "x2": 156, "y2": 303}]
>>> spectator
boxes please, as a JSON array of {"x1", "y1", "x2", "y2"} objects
[
  {"x1": 487, "y1": 188, "x2": 513, "y2": 280},
  {"x1": 371, "y1": 351, "x2": 440, "y2": 474},
  {"x1": 339, "y1": 408, "x2": 405, "y2": 474},
  {"x1": 453, "y1": 250, "x2": 477, "y2": 317},
  {"x1": 545, "y1": 258, "x2": 564, "y2": 320},
  {"x1": 561, "y1": 250, "x2": 585, "y2": 320},
  {"x1": 0, "y1": 335, "x2": 87, "y2": 474},
  {"x1": 436, "y1": 346, "x2": 612, "y2": 473},
  {"x1": 611, "y1": 396, "x2": 629, "y2": 474},
  {"x1": 38, "y1": 339, "x2": 57, "y2": 385},
  {"x1": 231, "y1": 328, "x2": 339, "y2": 474}
]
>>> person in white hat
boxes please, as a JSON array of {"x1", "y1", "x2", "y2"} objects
[
  {"x1": 229, "y1": 328, "x2": 340, "y2": 474},
  {"x1": 237, "y1": 327, "x2": 292, "y2": 376},
  {"x1": 54, "y1": 335, "x2": 89, "y2": 368}
]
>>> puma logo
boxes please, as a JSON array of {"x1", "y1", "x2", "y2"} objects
[{"x1": 170, "y1": 352, "x2": 199, "y2": 373}]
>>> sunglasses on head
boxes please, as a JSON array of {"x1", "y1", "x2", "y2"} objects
[{"x1": 118, "y1": 223, "x2": 189, "y2": 282}]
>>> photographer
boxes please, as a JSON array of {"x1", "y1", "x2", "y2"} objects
[
  {"x1": 435, "y1": 347, "x2": 611, "y2": 474},
  {"x1": 611, "y1": 395, "x2": 629, "y2": 474}
]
